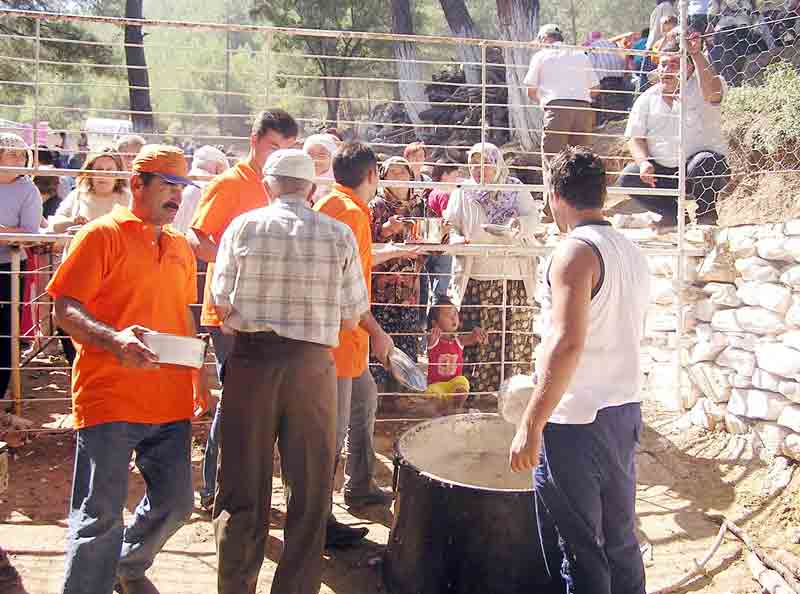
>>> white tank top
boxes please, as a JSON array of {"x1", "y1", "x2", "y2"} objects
[{"x1": 537, "y1": 223, "x2": 651, "y2": 424}]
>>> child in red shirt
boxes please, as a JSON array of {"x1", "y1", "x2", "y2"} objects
[
  {"x1": 427, "y1": 296, "x2": 487, "y2": 409},
  {"x1": 425, "y1": 159, "x2": 461, "y2": 217}
]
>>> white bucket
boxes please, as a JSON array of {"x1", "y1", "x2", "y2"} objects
[{"x1": 142, "y1": 332, "x2": 205, "y2": 369}]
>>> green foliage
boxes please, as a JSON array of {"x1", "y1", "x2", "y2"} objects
[
  {"x1": 722, "y1": 61, "x2": 800, "y2": 156},
  {"x1": 0, "y1": 0, "x2": 115, "y2": 117},
  {"x1": 539, "y1": 0, "x2": 651, "y2": 44},
  {"x1": 0, "y1": 0, "x2": 660, "y2": 137}
]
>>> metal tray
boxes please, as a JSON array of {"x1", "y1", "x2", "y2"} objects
[{"x1": 388, "y1": 347, "x2": 427, "y2": 392}]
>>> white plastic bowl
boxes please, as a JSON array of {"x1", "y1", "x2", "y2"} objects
[
  {"x1": 497, "y1": 374, "x2": 537, "y2": 425},
  {"x1": 142, "y1": 332, "x2": 205, "y2": 369}
]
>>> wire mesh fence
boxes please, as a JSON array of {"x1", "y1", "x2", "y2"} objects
[{"x1": 4, "y1": 2, "x2": 794, "y2": 433}]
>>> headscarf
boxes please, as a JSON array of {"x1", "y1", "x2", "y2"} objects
[
  {"x1": 464, "y1": 142, "x2": 521, "y2": 225},
  {"x1": 378, "y1": 156, "x2": 419, "y2": 214},
  {"x1": 0, "y1": 133, "x2": 32, "y2": 168},
  {"x1": 303, "y1": 133, "x2": 339, "y2": 202}
]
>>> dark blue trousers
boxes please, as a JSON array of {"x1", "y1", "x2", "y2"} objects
[{"x1": 534, "y1": 402, "x2": 645, "y2": 594}]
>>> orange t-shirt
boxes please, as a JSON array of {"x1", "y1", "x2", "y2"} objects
[
  {"x1": 190, "y1": 160, "x2": 270, "y2": 327},
  {"x1": 314, "y1": 184, "x2": 372, "y2": 379},
  {"x1": 46, "y1": 206, "x2": 197, "y2": 429}
]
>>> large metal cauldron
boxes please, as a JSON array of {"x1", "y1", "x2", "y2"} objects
[{"x1": 385, "y1": 413, "x2": 551, "y2": 594}]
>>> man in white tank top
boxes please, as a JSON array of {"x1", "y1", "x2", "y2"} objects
[{"x1": 510, "y1": 147, "x2": 650, "y2": 594}]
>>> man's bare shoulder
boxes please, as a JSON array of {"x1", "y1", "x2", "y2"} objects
[{"x1": 551, "y1": 238, "x2": 600, "y2": 282}]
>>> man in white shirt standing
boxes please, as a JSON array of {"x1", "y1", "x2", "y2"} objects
[
  {"x1": 510, "y1": 146, "x2": 650, "y2": 594},
  {"x1": 617, "y1": 35, "x2": 730, "y2": 228},
  {"x1": 524, "y1": 24, "x2": 600, "y2": 193}
]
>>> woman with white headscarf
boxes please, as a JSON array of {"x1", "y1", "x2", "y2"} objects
[
  {"x1": 444, "y1": 142, "x2": 541, "y2": 395},
  {"x1": 303, "y1": 133, "x2": 339, "y2": 203}
]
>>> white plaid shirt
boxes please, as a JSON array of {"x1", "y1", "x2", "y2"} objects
[
  {"x1": 587, "y1": 39, "x2": 627, "y2": 80},
  {"x1": 212, "y1": 195, "x2": 369, "y2": 347}
]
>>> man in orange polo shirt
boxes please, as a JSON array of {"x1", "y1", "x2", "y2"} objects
[
  {"x1": 314, "y1": 142, "x2": 399, "y2": 546},
  {"x1": 47, "y1": 146, "x2": 204, "y2": 594},
  {"x1": 188, "y1": 109, "x2": 298, "y2": 510}
]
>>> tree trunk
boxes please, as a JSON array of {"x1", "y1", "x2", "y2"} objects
[
  {"x1": 391, "y1": 0, "x2": 430, "y2": 131},
  {"x1": 124, "y1": 0, "x2": 154, "y2": 133},
  {"x1": 322, "y1": 77, "x2": 342, "y2": 126},
  {"x1": 438, "y1": 0, "x2": 482, "y2": 86},
  {"x1": 496, "y1": 0, "x2": 541, "y2": 152}
]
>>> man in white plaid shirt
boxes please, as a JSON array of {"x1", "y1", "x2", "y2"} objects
[{"x1": 210, "y1": 149, "x2": 369, "y2": 594}]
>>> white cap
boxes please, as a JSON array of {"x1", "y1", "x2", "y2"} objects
[
  {"x1": 537, "y1": 23, "x2": 561, "y2": 39},
  {"x1": 263, "y1": 148, "x2": 315, "y2": 182}
]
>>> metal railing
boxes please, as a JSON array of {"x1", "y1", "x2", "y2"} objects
[{"x1": 0, "y1": 6, "x2": 707, "y2": 428}]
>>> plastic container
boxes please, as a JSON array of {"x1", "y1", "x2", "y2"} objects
[
  {"x1": 497, "y1": 374, "x2": 537, "y2": 425},
  {"x1": 142, "y1": 332, "x2": 205, "y2": 369}
]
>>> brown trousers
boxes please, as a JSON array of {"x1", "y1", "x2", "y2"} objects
[
  {"x1": 213, "y1": 332, "x2": 337, "y2": 594},
  {"x1": 541, "y1": 99, "x2": 595, "y2": 160},
  {"x1": 541, "y1": 99, "x2": 595, "y2": 212}
]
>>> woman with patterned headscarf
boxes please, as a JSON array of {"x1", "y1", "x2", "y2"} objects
[
  {"x1": 368, "y1": 156, "x2": 426, "y2": 388},
  {"x1": 444, "y1": 142, "x2": 541, "y2": 395}
]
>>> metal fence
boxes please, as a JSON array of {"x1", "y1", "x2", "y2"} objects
[{"x1": 0, "y1": 6, "x2": 723, "y2": 430}]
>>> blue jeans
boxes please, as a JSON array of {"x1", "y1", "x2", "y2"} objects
[
  {"x1": 200, "y1": 328, "x2": 235, "y2": 500},
  {"x1": 425, "y1": 254, "x2": 452, "y2": 300},
  {"x1": 62, "y1": 420, "x2": 193, "y2": 594},
  {"x1": 335, "y1": 370, "x2": 378, "y2": 493},
  {"x1": 534, "y1": 402, "x2": 645, "y2": 594},
  {"x1": 617, "y1": 153, "x2": 730, "y2": 225}
]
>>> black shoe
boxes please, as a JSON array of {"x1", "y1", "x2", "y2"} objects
[
  {"x1": 114, "y1": 576, "x2": 160, "y2": 594},
  {"x1": 344, "y1": 482, "x2": 394, "y2": 507},
  {"x1": 325, "y1": 520, "x2": 369, "y2": 548}
]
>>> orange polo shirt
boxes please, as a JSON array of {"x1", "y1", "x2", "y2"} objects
[
  {"x1": 190, "y1": 160, "x2": 270, "y2": 327},
  {"x1": 314, "y1": 184, "x2": 372, "y2": 378},
  {"x1": 46, "y1": 206, "x2": 197, "y2": 429}
]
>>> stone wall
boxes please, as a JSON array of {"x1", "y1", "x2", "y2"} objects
[{"x1": 642, "y1": 220, "x2": 800, "y2": 460}]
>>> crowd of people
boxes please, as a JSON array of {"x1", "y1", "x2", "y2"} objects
[
  {"x1": 0, "y1": 5, "x2": 781, "y2": 592},
  {"x1": 528, "y1": 12, "x2": 733, "y2": 229},
  {"x1": 0, "y1": 96, "x2": 653, "y2": 594}
]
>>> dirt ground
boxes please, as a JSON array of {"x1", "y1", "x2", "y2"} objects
[{"x1": 3, "y1": 355, "x2": 800, "y2": 594}]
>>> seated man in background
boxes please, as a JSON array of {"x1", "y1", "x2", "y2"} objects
[{"x1": 617, "y1": 34, "x2": 730, "y2": 229}]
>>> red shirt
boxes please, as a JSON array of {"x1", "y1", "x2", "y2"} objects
[
  {"x1": 427, "y1": 189, "x2": 451, "y2": 218},
  {"x1": 427, "y1": 336, "x2": 464, "y2": 384}
]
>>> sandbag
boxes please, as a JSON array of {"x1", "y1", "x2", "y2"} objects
[
  {"x1": 727, "y1": 388, "x2": 791, "y2": 421},
  {"x1": 688, "y1": 362, "x2": 732, "y2": 403},
  {"x1": 757, "y1": 238, "x2": 795, "y2": 262},
  {"x1": 737, "y1": 282, "x2": 792, "y2": 314},
  {"x1": 716, "y1": 347, "x2": 757, "y2": 376},
  {"x1": 755, "y1": 343, "x2": 800, "y2": 378},
  {"x1": 711, "y1": 307, "x2": 786, "y2": 336},
  {"x1": 777, "y1": 404, "x2": 800, "y2": 433},
  {"x1": 735, "y1": 257, "x2": 781, "y2": 282}
]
